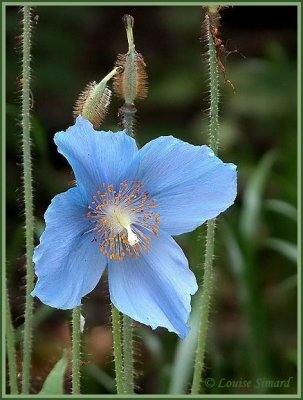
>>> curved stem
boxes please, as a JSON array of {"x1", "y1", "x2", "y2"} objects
[
  {"x1": 123, "y1": 315, "x2": 134, "y2": 393},
  {"x1": 20, "y1": 6, "x2": 34, "y2": 394},
  {"x1": 72, "y1": 307, "x2": 81, "y2": 394},
  {"x1": 191, "y1": 11, "x2": 220, "y2": 394},
  {"x1": 111, "y1": 304, "x2": 124, "y2": 394},
  {"x1": 6, "y1": 296, "x2": 18, "y2": 394}
]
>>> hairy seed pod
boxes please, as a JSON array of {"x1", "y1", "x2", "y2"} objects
[
  {"x1": 113, "y1": 14, "x2": 148, "y2": 104},
  {"x1": 113, "y1": 52, "x2": 148, "y2": 102}
]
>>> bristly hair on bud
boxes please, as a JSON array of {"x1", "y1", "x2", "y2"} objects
[
  {"x1": 114, "y1": 52, "x2": 147, "y2": 101},
  {"x1": 73, "y1": 82, "x2": 111, "y2": 129},
  {"x1": 113, "y1": 14, "x2": 148, "y2": 137},
  {"x1": 114, "y1": 15, "x2": 148, "y2": 103},
  {"x1": 73, "y1": 67, "x2": 123, "y2": 130}
]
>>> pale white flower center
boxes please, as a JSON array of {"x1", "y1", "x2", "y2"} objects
[
  {"x1": 86, "y1": 180, "x2": 160, "y2": 261},
  {"x1": 108, "y1": 207, "x2": 139, "y2": 246}
]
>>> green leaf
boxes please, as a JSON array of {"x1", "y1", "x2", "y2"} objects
[
  {"x1": 39, "y1": 350, "x2": 68, "y2": 394},
  {"x1": 220, "y1": 222, "x2": 247, "y2": 302},
  {"x1": 264, "y1": 238, "x2": 297, "y2": 264},
  {"x1": 274, "y1": 275, "x2": 297, "y2": 294},
  {"x1": 240, "y1": 151, "x2": 276, "y2": 243},
  {"x1": 265, "y1": 199, "x2": 297, "y2": 222},
  {"x1": 169, "y1": 295, "x2": 201, "y2": 394},
  {"x1": 85, "y1": 363, "x2": 115, "y2": 393}
]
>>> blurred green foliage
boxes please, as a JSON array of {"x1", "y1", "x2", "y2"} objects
[
  {"x1": 39, "y1": 350, "x2": 68, "y2": 394},
  {"x1": 6, "y1": 5, "x2": 297, "y2": 395}
]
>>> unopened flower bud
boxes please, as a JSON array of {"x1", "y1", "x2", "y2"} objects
[{"x1": 73, "y1": 67, "x2": 123, "y2": 129}]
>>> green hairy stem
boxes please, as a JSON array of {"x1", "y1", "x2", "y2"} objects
[
  {"x1": 123, "y1": 315, "x2": 134, "y2": 393},
  {"x1": 20, "y1": 6, "x2": 35, "y2": 394},
  {"x1": 120, "y1": 105, "x2": 136, "y2": 395},
  {"x1": 111, "y1": 304, "x2": 125, "y2": 394},
  {"x1": 72, "y1": 307, "x2": 82, "y2": 394},
  {"x1": 6, "y1": 296, "x2": 18, "y2": 394},
  {"x1": 118, "y1": 16, "x2": 137, "y2": 392},
  {"x1": 191, "y1": 10, "x2": 220, "y2": 394}
]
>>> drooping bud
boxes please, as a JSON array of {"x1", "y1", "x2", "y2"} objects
[{"x1": 73, "y1": 67, "x2": 123, "y2": 129}]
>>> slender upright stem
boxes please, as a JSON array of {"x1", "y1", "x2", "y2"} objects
[
  {"x1": 207, "y1": 22, "x2": 220, "y2": 156},
  {"x1": 6, "y1": 296, "x2": 18, "y2": 394},
  {"x1": 119, "y1": 104, "x2": 137, "y2": 138},
  {"x1": 123, "y1": 315, "x2": 134, "y2": 393},
  {"x1": 120, "y1": 47, "x2": 136, "y2": 389},
  {"x1": 72, "y1": 307, "x2": 81, "y2": 394},
  {"x1": 191, "y1": 12, "x2": 220, "y2": 394},
  {"x1": 191, "y1": 219, "x2": 216, "y2": 393},
  {"x1": 21, "y1": 6, "x2": 35, "y2": 394},
  {"x1": 111, "y1": 304, "x2": 124, "y2": 394},
  {"x1": 120, "y1": 100, "x2": 135, "y2": 391}
]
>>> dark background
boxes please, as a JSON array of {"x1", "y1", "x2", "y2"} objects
[{"x1": 6, "y1": 5, "x2": 298, "y2": 394}]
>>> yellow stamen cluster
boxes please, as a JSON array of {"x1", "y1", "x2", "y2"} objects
[{"x1": 86, "y1": 180, "x2": 160, "y2": 261}]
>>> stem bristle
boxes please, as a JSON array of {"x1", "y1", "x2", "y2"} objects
[
  {"x1": 122, "y1": 315, "x2": 135, "y2": 393},
  {"x1": 20, "y1": 6, "x2": 35, "y2": 394},
  {"x1": 111, "y1": 304, "x2": 124, "y2": 394},
  {"x1": 6, "y1": 295, "x2": 19, "y2": 394},
  {"x1": 72, "y1": 306, "x2": 82, "y2": 394},
  {"x1": 191, "y1": 7, "x2": 222, "y2": 394}
]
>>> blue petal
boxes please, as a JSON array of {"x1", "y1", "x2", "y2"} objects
[
  {"x1": 32, "y1": 187, "x2": 107, "y2": 309},
  {"x1": 108, "y1": 230, "x2": 198, "y2": 339},
  {"x1": 133, "y1": 136, "x2": 237, "y2": 235},
  {"x1": 54, "y1": 116, "x2": 138, "y2": 199}
]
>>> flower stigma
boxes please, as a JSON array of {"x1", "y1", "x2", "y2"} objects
[{"x1": 86, "y1": 180, "x2": 160, "y2": 261}]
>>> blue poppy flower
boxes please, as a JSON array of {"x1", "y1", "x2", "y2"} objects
[{"x1": 32, "y1": 116, "x2": 237, "y2": 339}]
